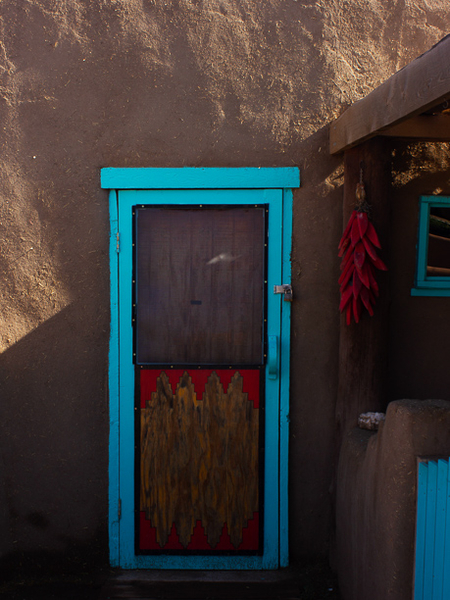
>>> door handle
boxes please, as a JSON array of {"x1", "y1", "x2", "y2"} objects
[{"x1": 268, "y1": 335, "x2": 278, "y2": 380}]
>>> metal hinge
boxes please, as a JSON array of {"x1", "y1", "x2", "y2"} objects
[
  {"x1": 274, "y1": 284, "x2": 293, "y2": 302},
  {"x1": 118, "y1": 498, "x2": 122, "y2": 520},
  {"x1": 116, "y1": 232, "x2": 120, "y2": 253}
]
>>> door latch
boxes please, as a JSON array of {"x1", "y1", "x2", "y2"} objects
[{"x1": 273, "y1": 284, "x2": 293, "y2": 302}]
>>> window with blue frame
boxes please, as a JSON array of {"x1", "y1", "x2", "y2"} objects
[{"x1": 412, "y1": 195, "x2": 450, "y2": 296}]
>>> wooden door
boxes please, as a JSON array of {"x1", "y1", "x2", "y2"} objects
[{"x1": 104, "y1": 168, "x2": 298, "y2": 570}]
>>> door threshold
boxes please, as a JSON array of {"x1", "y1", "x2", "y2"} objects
[
  {"x1": 105, "y1": 567, "x2": 297, "y2": 582},
  {"x1": 100, "y1": 567, "x2": 300, "y2": 599}
]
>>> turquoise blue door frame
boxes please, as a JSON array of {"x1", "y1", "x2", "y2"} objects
[{"x1": 101, "y1": 167, "x2": 299, "y2": 569}]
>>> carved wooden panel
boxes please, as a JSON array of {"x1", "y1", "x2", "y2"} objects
[{"x1": 138, "y1": 369, "x2": 261, "y2": 552}]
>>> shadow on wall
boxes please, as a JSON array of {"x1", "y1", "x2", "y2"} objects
[
  {"x1": 388, "y1": 142, "x2": 450, "y2": 402},
  {"x1": 0, "y1": 303, "x2": 108, "y2": 575},
  {"x1": 336, "y1": 399, "x2": 450, "y2": 600}
]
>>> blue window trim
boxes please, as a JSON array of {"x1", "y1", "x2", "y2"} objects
[
  {"x1": 102, "y1": 167, "x2": 300, "y2": 569},
  {"x1": 412, "y1": 195, "x2": 450, "y2": 297}
]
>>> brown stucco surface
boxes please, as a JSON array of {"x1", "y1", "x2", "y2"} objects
[
  {"x1": 336, "y1": 399, "x2": 450, "y2": 600},
  {"x1": 0, "y1": 0, "x2": 449, "y2": 574},
  {"x1": 389, "y1": 142, "x2": 450, "y2": 402}
]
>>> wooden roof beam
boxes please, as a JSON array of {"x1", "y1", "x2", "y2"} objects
[
  {"x1": 329, "y1": 35, "x2": 450, "y2": 154},
  {"x1": 379, "y1": 114, "x2": 450, "y2": 141}
]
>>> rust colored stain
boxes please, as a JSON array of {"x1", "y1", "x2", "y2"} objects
[{"x1": 139, "y1": 370, "x2": 260, "y2": 550}]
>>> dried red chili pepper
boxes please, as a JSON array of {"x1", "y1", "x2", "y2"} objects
[{"x1": 338, "y1": 182, "x2": 387, "y2": 325}]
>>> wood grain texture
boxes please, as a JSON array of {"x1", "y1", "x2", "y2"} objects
[
  {"x1": 335, "y1": 139, "x2": 391, "y2": 448},
  {"x1": 330, "y1": 35, "x2": 450, "y2": 154},
  {"x1": 140, "y1": 370, "x2": 260, "y2": 549},
  {"x1": 380, "y1": 115, "x2": 450, "y2": 141}
]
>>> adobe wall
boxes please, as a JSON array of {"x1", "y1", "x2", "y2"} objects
[
  {"x1": 389, "y1": 143, "x2": 450, "y2": 402},
  {"x1": 336, "y1": 400, "x2": 450, "y2": 600},
  {"x1": 0, "y1": 0, "x2": 449, "y2": 573}
]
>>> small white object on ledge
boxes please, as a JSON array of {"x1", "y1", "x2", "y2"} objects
[{"x1": 358, "y1": 412, "x2": 386, "y2": 431}]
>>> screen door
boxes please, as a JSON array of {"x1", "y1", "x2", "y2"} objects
[
  {"x1": 104, "y1": 168, "x2": 298, "y2": 570},
  {"x1": 135, "y1": 206, "x2": 265, "y2": 555}
]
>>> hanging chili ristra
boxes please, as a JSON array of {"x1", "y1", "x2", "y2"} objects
[{"x1": 338, "y1": 176, "x2": 387, "y2": 325}]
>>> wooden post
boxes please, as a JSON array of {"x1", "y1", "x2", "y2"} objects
[{"x1": 335, "y1": 138, "x2": 391, "y2": 449}]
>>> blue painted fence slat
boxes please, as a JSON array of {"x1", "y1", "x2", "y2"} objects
[
  {"x1": 433, "y1": 460, "x2": 447, "y2": 600},
  {"x1": 415, "y1": 458, "x2": 450, "y2": 600},
  {"x1": 415, "y1": 462, "x2": 428, "y2": 598},
  {"x1": 442, "y1": 466, "x2": 450, "y2": 597},
  {"x1": 423, "y1": 461, "x2": 437, "y2": 597}
]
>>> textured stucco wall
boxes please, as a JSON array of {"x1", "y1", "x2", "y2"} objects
[
  {"x1": 389, "y1": 142, "x2": 450, "y2": 402},
  {"x1": 0, "y1": 0, "x2": 449, "y2": 573},
  {"x1": 336, "y1": 400, "x2": 450, "y2": 600}
]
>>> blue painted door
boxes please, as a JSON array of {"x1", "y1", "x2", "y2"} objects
[{"x1": 105, "y1": 169, "x2": 297, "y2": 570}]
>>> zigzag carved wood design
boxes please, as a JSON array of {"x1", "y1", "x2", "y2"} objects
[{"x1": 140, "y1": 370, "x2": 260, "y2": 549}]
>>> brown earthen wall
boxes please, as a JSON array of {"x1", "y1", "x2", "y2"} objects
[
  {"x1": 389, "y1": 142, "x2": 450, "y2": 402},
  {"x1": 0, "y1": 0, "x2": 449, "y2": 573},
  {"x1": 336, "y1": 399, "x2": 450, "y2": 600}
]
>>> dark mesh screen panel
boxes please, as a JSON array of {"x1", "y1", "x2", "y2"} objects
[{"x1": 135, "y1": 207, "x2": 265, "y2": 364}]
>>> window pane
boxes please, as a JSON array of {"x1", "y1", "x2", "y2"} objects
[
  {"x1": 427, "y1": 207, "x2": 450, "y2": 277},
  {"x1": 135, "y1": 207, "x2": 265, "y2": 364}
]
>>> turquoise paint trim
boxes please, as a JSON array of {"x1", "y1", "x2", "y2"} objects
[
  {"x1": 414, "y1": 458, "x2": 450, "y2": 600},
  {"x1": 264, "y1": 190, "x2": 283, "y2": 568},
  {"x1": 415, "y1": 198, "x2": 430, "y2": 287},
  {"x1": 117, "y1": 196, "x2": 136, "y2": 567},
  {"x1": 413, "y1": 196, "x2": 450, "y2": 296},
  {"x1": 101, "y1": 167, "x2": 300, "y2": 190},
  {"x1": 267, "y1": 336, "x2": 278, "y2": 380},
  {"x1": 420, "y1": 196, "x2": 450, "y2": 206},
  {"x1": 115, "y1": 187, "x2": 285, "y2": 570},
  {"x1": 418, "y1": 279, "x2": 450, "y2": 286},
  {"x1": 424, "y1": 461, "x2": 438, "y2": 598},
  {"x1": 434, "y1": 460, "x2": 447, "y2": 598},
  {"x1": 108, "y1": 191, "x2": 120, "y2": 566},
  {"x1": 443, "y1": 466, "x2": 450, "y2": 597},
  {"x1": 411, "y1": 288, "x2": 450, "y2": 297},
  {"x1": 279, "y1": 188, "x2": 293, "y2": 567},
  {"x1": 414, "y1": 461, "x2": 428, "y2": 600}
]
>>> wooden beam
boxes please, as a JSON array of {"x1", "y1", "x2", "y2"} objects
[
  {"x1": 335, "y1": 138, "x2": 391, "y2": 448},
  {"x1": 380, "y1": 114, "x2": 450, "y2": 141},
  {"x1": 330, "y1": 35, "x2": 450, "y2": 154}
]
